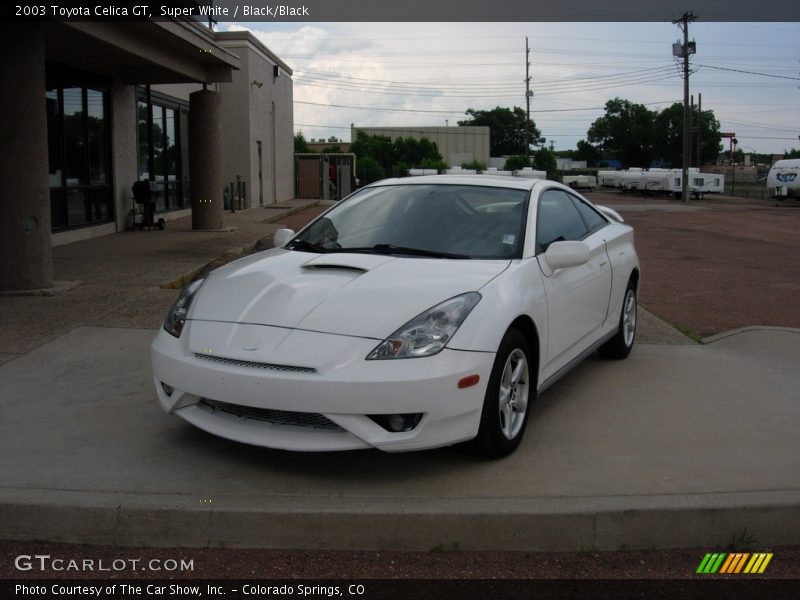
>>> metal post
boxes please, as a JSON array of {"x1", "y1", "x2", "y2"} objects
[
  {"x1": 525, "y1": 37, "x2": 531, "y2": 163},
  {"x1": 697, "y1": 93, "x2": 702, "y2": 168}
]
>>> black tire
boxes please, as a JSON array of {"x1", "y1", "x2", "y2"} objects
[
  {"x1": 598, "y1": 282, "x2": 637, "y2": 360},
  {"x1": 472, "y1": 329, "x2": 535, "y2": 458}
]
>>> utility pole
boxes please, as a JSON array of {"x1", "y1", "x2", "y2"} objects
[
  {"x1": 673, "y1": 12, "x2": 696, "y2": 203},
  {"x1": 525, "y1": 36, "x2": 532, "y2": 163}
]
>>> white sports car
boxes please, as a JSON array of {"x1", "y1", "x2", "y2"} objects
[{"x1": 151, "y1": 175, "x2": 639, "y2": 457}]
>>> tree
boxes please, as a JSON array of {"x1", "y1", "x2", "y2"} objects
[
  {"x1": 652, "y1": 102, "x2": 722, "y2": 167},
  {"x1": 356, "y1": 156, "x2": 385, "y2": 184},
  {"x1": 587, "y1": 98, "x2": 656, "y2": 168},
  {"x1": 319, "y1": 145, "x2": 342, "y2": 153},
  {"x1": 294, "y1": 132, "x2": 311, "y2": 153},
  {"x1": 458, "y1": 106, "x2": 540, "y2": 156},
  {"x1": 574, "y1": 140, "x2": 601, "y2": 167},
  {"x1": 784, "y1": 148, "x2": 800, "y2": 159},
  {"x1": 349, "y1": 130, "x2": 395, "y2": 171},
  {"x1": 533, "y1": 148, "x2": 557, "y2": 177}
]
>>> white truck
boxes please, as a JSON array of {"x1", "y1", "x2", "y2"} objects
[{"x1": 767, "y1": 159, "x2": 800, "y2": 199}]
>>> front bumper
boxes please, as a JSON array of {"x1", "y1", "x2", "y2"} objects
[{"x1": 151, "y1": 322, "x2": 495, "y2": 452}]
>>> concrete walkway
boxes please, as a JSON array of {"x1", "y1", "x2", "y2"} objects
[
  {"x1": 1, "y1": 325, "x2": 798, "y2": 551},
  {"x1": 1, "y1": 198, "x2": 798, "y2": 551}
]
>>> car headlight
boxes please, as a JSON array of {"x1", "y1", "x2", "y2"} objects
[
  {"x1": 163, "y1": 278, "x2": 205, "y2": 338},
  {"x1": 367, "y1": 292, "x2": 481, "y2": 360}
]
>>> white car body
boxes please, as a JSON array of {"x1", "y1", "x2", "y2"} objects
[{"x1": 151, "y1": 175, "x2": 639, "y2": 455}]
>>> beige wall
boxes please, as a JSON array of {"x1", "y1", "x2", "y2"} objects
[{"x1": 217, "y1": 32, "x2": 295, "y2": 206}]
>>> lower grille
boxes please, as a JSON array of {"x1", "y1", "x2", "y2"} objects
[
  {"x1": 200, "y1": 399, "x2": 344, "y2": 431},
  {"x1": 195, "y1": 353, "x2": 316, "y2": 374}
]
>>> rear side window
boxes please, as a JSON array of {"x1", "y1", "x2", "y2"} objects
[
  {"x1": 568, "y1": 194, "x2": 607, "y2": 234},
  {"x1": 536, "y1": 190, "x2": 589, "y2": 253}
]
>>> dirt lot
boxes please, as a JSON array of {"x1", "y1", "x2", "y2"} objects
[{"x1": 586, "y1": 193, "x2": 800, "y2": 338}]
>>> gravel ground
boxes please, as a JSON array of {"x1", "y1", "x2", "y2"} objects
[{"x1": 587, "y1": 193, "x2": 800, "y2": 338}]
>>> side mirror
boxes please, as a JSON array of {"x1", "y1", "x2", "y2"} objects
[
  {"x1": 273, "y1": 228, "x2": 295, "y2": 248},
  {"x1": 541, "y1": 241, "x2": 590, "y2": 274}
]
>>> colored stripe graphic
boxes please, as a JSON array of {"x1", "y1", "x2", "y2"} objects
[{"x1": 697, "y1": 552, "x2": 773, "y2": 574}]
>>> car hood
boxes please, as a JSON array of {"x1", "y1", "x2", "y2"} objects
[{"x1": 190, "y1": 248, "x2": 509, "y2": 338}]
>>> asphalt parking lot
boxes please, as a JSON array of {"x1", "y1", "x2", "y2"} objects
[{"x1": 1, "y1": 195, "x2": 799, "y2": 577}]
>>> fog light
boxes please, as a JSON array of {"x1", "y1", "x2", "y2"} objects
[
  {"x1": 161, "y1": 382, "x2": 174, "y2": 396},
  {"x1": 368, "y1": 413, "x2": 423, "y2": 433}
]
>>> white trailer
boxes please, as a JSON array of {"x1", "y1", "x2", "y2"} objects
[
  {"x1": 562, "y1": 174, "x2": 597, "y2": 191},
  {"x1": 641, "y1": 169, "x2": 670, "y2": 194},
  {"x1": 689, "y1": 173, "x2": 724, "y2": 197},
  {"x1": 619, "y1": 168, "x2": 644, "y2": 192},
  {"x1": 597, "y1": 170, "x2": 622, "y2": 188},
  {"x1": 767, "y1": 159, "x2": 800, "y2": 199}
]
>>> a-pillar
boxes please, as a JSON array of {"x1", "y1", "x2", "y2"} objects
[
  {"x1": 189, "y1": 89, "x2": 223, "y2": 230},
  {"x1": 0, "y1": 24, "x2": 53, "y2": 291}
]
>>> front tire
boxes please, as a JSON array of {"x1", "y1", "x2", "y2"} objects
[
  {"x1": 598, "y1": 282, "x2": 637, "y2": 359},
  {"x1": 472, "y1": 329, "x2": 535, "y2": 458}
]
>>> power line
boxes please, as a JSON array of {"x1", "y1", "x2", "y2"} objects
[{"x1": 696, "y1": 64, "x2": 800, "y2": 81}]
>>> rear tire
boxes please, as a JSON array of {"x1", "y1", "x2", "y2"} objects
[
  {"x1": 472, "y1": 329, "x2": 535, "y2": 458},
  {"x1": 598, "y1": 282, "x2": 637, "y2": 360}
]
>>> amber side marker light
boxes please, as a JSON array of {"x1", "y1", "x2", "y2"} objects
[{"x1": 458, "y1": 374, "x2": 480, "y2": 389}]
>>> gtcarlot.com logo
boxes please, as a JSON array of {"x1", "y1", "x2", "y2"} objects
[
  {"x1": 696, "y1": 552, "x2": 773, "y2": 574},
  {"x1": 14, "y1": 554, "x2": 194, "y2": 573}
]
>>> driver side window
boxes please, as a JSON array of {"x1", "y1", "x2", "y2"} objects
[{"x1": 535, "y1": 190, "x2": 589, "y2": 253}]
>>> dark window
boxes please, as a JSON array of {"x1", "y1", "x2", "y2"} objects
[
  {"x1": 568, "y1": 194, "x2": 608, "y2": 234},
  {"x1": 536, "y1": 189, "x2": 589, "y2": 253},
  {"x1": 136, "y1": 88, "x2": 189, "y2": 213},
  {"x1": 45, "y1": 64, "x2": 112, "y2": 231}
]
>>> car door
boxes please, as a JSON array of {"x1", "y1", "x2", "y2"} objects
[{"x1": 535, "y1": 189, "x2": 612, "y2": 379}]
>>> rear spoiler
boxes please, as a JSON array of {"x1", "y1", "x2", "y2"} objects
[{"x1": 596, "y1": 205, "x2": 624, "y2": 223}]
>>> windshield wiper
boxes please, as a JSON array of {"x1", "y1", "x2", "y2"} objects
[
  {"x1": 332, "y1": 244, "x2": 470, "y2": 259},
  {"x1": 285, "y1": 239, "x2": 329, "y2": 253}
]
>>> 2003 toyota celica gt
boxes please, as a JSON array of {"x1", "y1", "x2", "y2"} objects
[{"x1": 151, "y1": 175, "x2": 639, "y2": 458}]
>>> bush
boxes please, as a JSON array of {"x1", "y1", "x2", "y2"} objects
[
  {"x1": 420, "y1": 157, "x2": 447, "y2": 172},
  {"x1": 504, "y1": 155, "x2": 531, "y2": 171},
  {"x1": 461, "y1": 160, "x2": 487, "y2": 171}
]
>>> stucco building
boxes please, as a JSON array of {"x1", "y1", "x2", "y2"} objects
[{"x1": 0, "y1": 19, "x2": 293, "y2": 292}]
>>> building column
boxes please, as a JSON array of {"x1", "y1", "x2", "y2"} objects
[
  {"x1": 189, "y1": 89, "x2": 223, "y2": 230},
  {"x1": 0, "y1": 24, "x2": 53, "y2": 291}
]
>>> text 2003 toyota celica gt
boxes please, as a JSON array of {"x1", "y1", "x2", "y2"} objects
[{"x1": 151, "y1": 175, "x2": 638, "y2": 458}]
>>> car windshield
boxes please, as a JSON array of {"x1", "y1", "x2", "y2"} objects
[{"x1": 290, "y1": 184, "x2": 529, "y2": 259}]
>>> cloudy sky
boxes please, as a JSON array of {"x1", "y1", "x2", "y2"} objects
[{"x1": 226, "y1": 21, "x2": 799, "y2": 155}]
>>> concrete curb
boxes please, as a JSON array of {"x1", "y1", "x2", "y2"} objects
[
  {"x1": 2, "y1": 489, "x2": 799, "y2": 551},
  {"x1": 701, "y1": 326, "x2": 800, "y2": 345}
]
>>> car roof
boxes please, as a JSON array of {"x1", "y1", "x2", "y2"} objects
[{"x1": 368, "y1": 174, "x2": 545, "y2": 191}]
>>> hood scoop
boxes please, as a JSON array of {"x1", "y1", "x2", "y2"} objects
[{"x1": 301, "y1": 253, "x2": 395, "y2": 273}]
